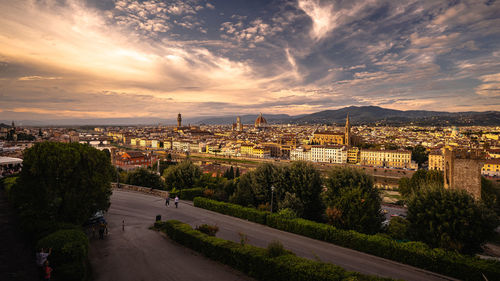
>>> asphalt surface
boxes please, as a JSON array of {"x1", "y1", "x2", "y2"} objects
[{"x1": 90, "y1": 189, "x2": 457, "y2": 281}]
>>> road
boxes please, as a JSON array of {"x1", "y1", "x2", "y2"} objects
[{"x1": 90, "y1": 189, "x2": 457, "y2": 281}]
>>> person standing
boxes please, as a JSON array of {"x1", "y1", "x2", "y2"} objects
[
  {"x1": 99, "y1": 221, "x2": 105, "y2": 239},
  {"x1": 174, "y1": 195, "x2": 179, "y2": 208},
  {"x1": 36, "y1": 248, "x2": 51, "y2": 280},
  {"x1": 122, "y1": 219, "x2": 125, "y2": 231},
  {"x1": 43, "y1": 260, "x2": 53, "y2": 281},
  {"x1": 165, "y1": 195, "x2": 170, "y2": 207}
]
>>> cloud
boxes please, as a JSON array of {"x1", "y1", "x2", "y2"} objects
[
  {"x1": 476, "y1": 73, "x2": 500, "y2": 97},
  {"x1": 18, "y1": 76, "x2": 62, "y2": 81}
]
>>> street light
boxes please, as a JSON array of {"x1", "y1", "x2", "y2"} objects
[{"x1": 270, "y1": 185, "x2": 275, "y2": 213}]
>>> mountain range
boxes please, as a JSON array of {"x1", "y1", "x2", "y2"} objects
[{"x1": 2, "y1": 106, "x2": 499, "y2": 126}]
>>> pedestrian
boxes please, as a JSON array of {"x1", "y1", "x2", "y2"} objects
[
  {"x1": 91, "y1": 225, "x2": 96, "y2": 239},
  {"x1": 165, "y1": 195, "x2": 170, "y2": 206},
  {"x1": 122, "y1": 219, "x2": 125, "y2": 231},
  {"x1": 174, "y1": 195, "x2": 179, "y2": 208},
  {"x1": 43, "y1": 260, "x2": 53, "y2": 281},
  {"x1": 36, "y1": 248, "x2": 51, "y2": 280},
  {"x1": 99, "y1": 221, "x2": 105, "y2": 239}
]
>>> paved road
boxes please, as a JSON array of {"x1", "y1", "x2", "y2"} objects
[{"x1": 91, "y1": 189, "x2": 457, "y2": 281}]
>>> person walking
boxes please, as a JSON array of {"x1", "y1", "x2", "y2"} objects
[
  {"x1": 174, "y1": 195, "x2": 179, "y2": 208},
  {"x1": 99, "y1": 221, "x2": 105, "y2": 239},
  {"x1": 165, "y1": 195, "x2": 170, "y2": 207},
  {"x1": 122, "y1": 219, "x2": 125, "y2": 231},
  {"x1": 36, "y1": 248, "x2": 51, "y2": 280}
]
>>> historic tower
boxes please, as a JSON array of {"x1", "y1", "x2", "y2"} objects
[
  {"x1": 177, "y1": 113, "x2": 182, "y2": 128},
  {"x1": 345, "y1": 114, "x2": 351, "y2": 146},
  {"x1": 236, "y1": 116, "x2": 242, "y2": 132},
  {"x1": 443, "y1": 148, "x2": 484, "y2": 199}
]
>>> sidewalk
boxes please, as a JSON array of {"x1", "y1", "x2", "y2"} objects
[{"x1": 0, "y1": 190, "x2": 38, "y2": 281}]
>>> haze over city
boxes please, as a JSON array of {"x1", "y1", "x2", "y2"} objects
[{"x1": 1, "y1": 0, "x2": 499, "y2": 122}]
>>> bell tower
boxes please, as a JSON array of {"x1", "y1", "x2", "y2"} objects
[
  {"x1": 177, "y1": 113, "x2": 182, "y2": 128},
  {"x1": 345, "y1": 113, "x2": 351, "y2": 146}
]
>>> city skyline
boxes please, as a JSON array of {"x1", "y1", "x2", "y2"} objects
[{"x1": 1, "y1": 0, "x2": 500, "y2": 121}]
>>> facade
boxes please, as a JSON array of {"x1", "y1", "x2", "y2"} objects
[
  {"x1": 310, "y1": 145, "x2": 347, "y2": 164},
  {"x1": 236, "y1": 116, "x2": 243, "y2": 132},
  {"x1": 444, "y1": 148, "x2": 484, "y2": 199},
  {"x1": 290, "y1": 147, "x2": 311, "y2": 161},
  {"x1": 347, "y1": 147, "x2": 360, "y2": 164},
  {"x1": 115, "y1": 151, "x2": 155, "y2": 168},
  {"x1": 482, "y1": 158, "x2": 500, "y2": 177},
  {"x1": 429, "y1": 150, "x2": 445, "y2": 171},
  {"x1": 311, "y1": 131, "x2": 345, "y2": 145},
  {"x1": 360, "y1": 149, "x2": 413, "y2": 169},
  {"x1": 254, "y1": 113, "x2": 268, "y2": 129}
]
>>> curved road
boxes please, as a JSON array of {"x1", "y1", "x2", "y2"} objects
[{"x1": 90, "y1": 189, "x2": 457, "y2": 281}]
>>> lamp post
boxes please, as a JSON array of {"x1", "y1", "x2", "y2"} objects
[{"x1": 270, "y1": 185, "x2": 275, "y2": 213}]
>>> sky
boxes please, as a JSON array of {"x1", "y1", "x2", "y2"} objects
[{"x1": 0, "y1": 0, "x2": 499, "y2": 121}]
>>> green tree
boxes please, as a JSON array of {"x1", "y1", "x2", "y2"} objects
[
  {"x1": 250, "y1": 163, "x2": 279, "y2": 206},
  {"x1": 399, "y1": 169, "x2": 443, "y2": 199},
  {"x1": 411, "y1": 145, "x2": 428, "y2": 168},
  {"x1": 482, "y1": 177, "x2": 500, "y2": 216},
  {"x1": 407, "y1": 186, "x2": 499, "y2": 253},
  {"x1": 126, "y1": 167, "x2": 165, "y2": 189},
  {"x1": 229, "y1": 173, "x2": 255, "y2": 206},
  {"x1": 387, "y1": 216, "x2": 410, "y2": 240},
  {"x1": 235, "y1": 167, "x2": 240, "y2": 178},
  {"x1": 163, "y1": 160, "x2": 202, "y2": 190},
  {"x1": 283, "y1": 161, "x2": 323, "y2": 220},
  {"x1": 12, "y1": 142, "x2": 113, "y2": 225},
  {"x1": 323, "y1": 167, "x2": 383, "y2": 234}
]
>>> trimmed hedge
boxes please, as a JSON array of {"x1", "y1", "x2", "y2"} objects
[
  {"x1": 169, "y1": 187, "x2": 205, "y2": 201},
  {"x1": 194, "y1": 197, "x2": 500, "y2": 281},
  {"x1": 194, "y1": 197, "x2": 269, "y2": 224},
  {"x1": 154, "y1": 220, "x2": 391, "y2": 281},
  {"x1": 37, "y1": 229, "x2": 90, "y2": 281}
]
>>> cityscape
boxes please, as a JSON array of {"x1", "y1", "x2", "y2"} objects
[{"x1": 1, "y1": 1, "x2": 500, "y2": 281}]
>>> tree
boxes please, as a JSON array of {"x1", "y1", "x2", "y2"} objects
[
  {"x1": 229, "y1": 173, "x2": 255, "y2": 207},
  {"x1": 235, "y1": 167, "x2": 240, "y2": 178},
  {"x1": 163, "y1": 160, "x2": 202, "y2": 190},
  {"x1": 12, "y1": 142, "x2": 113, "y2": 225},
  {"x1": 126, "y1": 167, "x2": 165, "y2": 189},
  {"x1": 482, "y1": 177, "x2": 500, "y2": 216},
  {"x1": 249, "y1": 163, "x2": 279, "y2": 206},
  {"x1": 323, "y1": 167, "x2": 383, "y2": 234},
  {"x1": 411, "y1": 145, "x2": 428, "y2": 168},
  {"x1": 407, "y1": 186, "x2": 499, "y2": 253},
  {"x1": 283, "y1": 161, "x2": 323, "y2": 220},
  {"x1": 387, "y1": 216, "x2": 410, "y2": 240},
  {"x1": 399, "y1": 169, "x2": 443, "y2": 199}
]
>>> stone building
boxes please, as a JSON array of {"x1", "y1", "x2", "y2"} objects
[{"x1": 443, "y1": 148, "x2": 484, "y2": 199}]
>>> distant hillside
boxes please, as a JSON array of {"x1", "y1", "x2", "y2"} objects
[{"x1": 2, "y1": 106, "x2": 499, "y2": 126}]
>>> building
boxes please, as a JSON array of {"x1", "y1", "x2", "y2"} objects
[
  {"x1": 347, "y1": 147, "x2": 360, "y2": 164},
  {"x1": 429, "y1": 150, "x2": 445, "y2": 171},
  {"x1": 311, "y1": 131, "x2": 345, "y2": 145},
  {"x1": 444, "y1": 148, "x2": 484, "y2": 199},
  {"x1": 310, "y1": 145, "x2": 347, "y2": 164},
  {"x1": 254, "y1": 113, "x2": 268, "y2": 129},
  {"x1": 236, "y1": 116, "x2": 243, "y2": 132},
  {"x1": 177, "y1": 113, "x2": 182, "y2": 128},
  {"x1": 482, "y1": 159, "x2": 500, "y2": 177},
  {"x1": 360, "y1": 149, "x2": 413, "y2": 169},
  {"x1": 290, "y1": 147, "x2": 311, "y2": 161},
  {"x1": 115, "y1": 151, "x2": 155, "y2": 168}
]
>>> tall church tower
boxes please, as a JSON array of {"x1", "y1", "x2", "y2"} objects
[
  {"x1": 177, "y1": 113, "x2": 182, "y2": 128},
  {"x1": 345, "y1": 114, "x2": 351, "y2": 146},
  {"x1": 236, "y1": 116, "x2": 242, "y2": 131}
]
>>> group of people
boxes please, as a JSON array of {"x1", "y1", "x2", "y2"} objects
[
  {"x1": 36, "y1": 248, "x2": 52, "y2": 281},
  {"x1": 89, "y1": 220, "x2": 108, "y2": 239},
  {"x1": 165, "y1": 195, "x2": 179, "y2": 208}
]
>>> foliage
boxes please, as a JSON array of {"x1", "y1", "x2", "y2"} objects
[
  {"x1": 154, "y1": 220, "x2": 390, "y2": 281},
  {"x1": 37, "y1": 229, "x2": 89, "y2": 281},
  {"x1": 126, "y1": 167, "x2": 165, "y2": 190},
  {"x1": 279, "y1": 162, "x2": 323, "y2": 221},
  {"x1": 266, "y1": 240, "x2": 288, "y2": 258},
  {"x1": 481, "y1": 177, "x2": 500, "y2": 216},
  {"x1": 276, "y1": 208, "x2": 298, "y2": 220},
  {"x1": 169, "y1": 187, "x2": 205, "y2": 201},
  {"x1": 223, "y1": 166, "x2": 235, "y2": 179},
  {"x1": 387, "y1": 217, "x2": 410, "y2": 240},
  {"x1": 229, "y1": 173, "x2": 255, "y2": 207},
  {"x1": 163, "y1": 160, "x2": 202, "y2": 190},
  {"x1": 398, "y1": 169, "x2": 443, "y2": 199},
  {"x1": 11, "y1": 142, "x2": 113, "y2": 225},
  {"x1": 1, "y1": 175, "x2": 18, "y2": 197},
  {"x1": 323, "y1": 167, "x2": 383, "y2": 234},
  {"x1": 265, "y1": 214, "x2": 500, "y2": 281},
  {"x1": 151, "y1": 159, "x2": 176, "y2": 175},
  {"x1": 195, "y1": 224, "x2": 219, "y2": 236},
  {"x1": 277, "y1": 192, "x2": 304, "y2": 216},
  {"x1": 194, "y1": 197, "x2": 269, "y2": 224},
  {"x1": 407, "y1": 186, "x2": 499, "y2": 254},
  {"x1": 411, "y1": 145, "x2": 428, "y2": 168},
  {"x1": 194, "y1": 197, "x2": 500, "y2": 280}
]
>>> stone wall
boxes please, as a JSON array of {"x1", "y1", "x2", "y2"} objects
[
  {"x1": 444, "y1": 148, "x2": 483, "y2": 199},
  {"x1": 112, "y1": 183, "x2": 168, "y2": 198}
]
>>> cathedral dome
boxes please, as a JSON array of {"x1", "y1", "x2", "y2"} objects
[{"x1": 255, "y1": 113, "x2": 267, "y2": 128}]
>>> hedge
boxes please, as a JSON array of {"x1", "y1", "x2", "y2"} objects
[
  {"x1": 154, "y1": 220, "x2": 392, "y2": 281},
  {"x1": 37, "y1": 229, "x2": 90, "y2": 281},
  {"x1": 194, "y1": 197, "x2": 269, "y2": 224},
  {"x1": 194, "y1": 197, "x2": 500, "y2": 281},
  {"x1": 169, "y1": 187, "x2": 205, "y2": 201}
]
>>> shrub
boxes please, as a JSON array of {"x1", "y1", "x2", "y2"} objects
[
  {"x1": 37, "y1": 229, "x2": 89, "y2": 281},
  {"x1": 387, "y1": 217, "x2": 409, "y2": 240},
  {"x1": 170, "y1": 187, "x2": 205, "y2": 201},
  {"x1": 266, "y1": 240, "x2": 287, "y2": 258},
  {"x1": 154, "y1": 220, "x2": 390, "y2": 281},
  {"x1": 195, "y1": 224, "x2": 219, "y2": 236},
  {"x1": 194, "y1": 197, "x2": 269, "y2": 224},
  {"x1": 1, "y1": 176, "x2": 18, "y2": 197}
]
